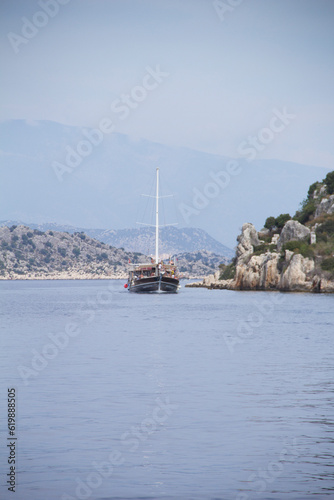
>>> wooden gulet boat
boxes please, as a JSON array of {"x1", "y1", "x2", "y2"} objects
[{"x1": 126, "y1": 168, "x2": 180, "y2": 293}]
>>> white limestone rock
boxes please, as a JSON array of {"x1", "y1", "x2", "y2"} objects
[
  {"x1": 236, "y1": 223, "x2": 261, "y2": 264},
  {"x1": 235, "y1": 252, "x2": 280, "y2": 290},
  {"x1": 279, "y1": 253, "x2": 314, "y2": 291},
  {"x1": 277, "y1": 220, "x2": 310, "y2": 251},
  {"x1": 314, "y1": 194, "x2": 334, "y2": 218}
]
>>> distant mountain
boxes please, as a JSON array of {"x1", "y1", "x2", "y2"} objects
[
  {"x1": 0, "y1": 221, "x2": 234, "y2": 258},
  {"x1": 0, "y1": 120, "x2": 331, "y2": 248}
]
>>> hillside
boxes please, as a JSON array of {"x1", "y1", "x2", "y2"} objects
[
  {"x1": 0, "y1": 221, "x2": 234, "y2": 258},
  {"x1": 0, "y1": 225, "x2": 226, "y2": 280},
  {"x1": 0, "y1": 226, "x2": 145, "y2": 280},
  {"x1": 176, "y1": 250, "x2": 229, "y2": 278},
  {"x1": 189, "y1": 171, "x2": 334, "y2": 293}
]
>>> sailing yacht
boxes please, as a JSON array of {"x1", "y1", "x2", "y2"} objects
[{"x1": 126, "y1": 168, "x2": 180, "y2": 293}]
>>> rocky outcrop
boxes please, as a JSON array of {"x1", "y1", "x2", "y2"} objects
[
  {"x1": 187, "y1": 221, "x2": 334, "y2": 293},
  {"x1": 277, "y1": 220, "x2": 310, "y2": 251},
  {"x1": 236, "y1": 223, "x2": 261, "y2": 263},
  {"x1": 314, "y1": 194, "x2": 334, "y2": 218},
  {"x1": 234, "y1": 252, "x2": 280, "y2": 290},
  {"x1": 203, "y1": 270, "x2": 221, "y2": 286},
  {"x1": 280, "y1": 253, "x2": 315, "y2": 291}
]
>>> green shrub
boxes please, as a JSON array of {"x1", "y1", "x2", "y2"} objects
[
  {"x1": 253, "y1": 243, "x2": 268, "y2": 255},
  {"x1": 316, "y1": 232, "x2": 328, "y2": 243},
  {"x1": 9, "y1": 225, "x2": 17, "y2": 232},
  {"x1": 296, "y1": 200, "x2": 315, "y2": 224},
  {"x1": 323, "y1": 171, "x2": 334, "y2": 195},
  {"x1": 308, "y1": 182, "x2": 319, "y2": 199},
  {"x1": 264, "y1": 216, "x2": 276, "y2": 231},
  {"x1": 14, "y1": 250, "x2": 23, "y2": 260},
  {"x1": 321, "y1": 257, "x2": 334, "y2": 272},
  {"x1": 58, "y1": 247, "x2": 66, "y2": 257},
  {"x1": 283, "y1": 240, "x2": 314, "y2": 258},
  {"x1": 27, "y1": 232, "x2": 33, "y2": 238},
  {"x1": 316, "y1": 219, "x2": 334, "y2": 236},
  {"x1": 72, "y1": 247, "x2": 80, "y2": 257},
  {"x1": 0, "y1": 259, "x2": 5, "y2": 269},
  {"x1": 275, "y1": 213, "x2": 291, "y2": 229},
  {"x1": 45, "y1": 241, "x2": 52, "y2": 248},
  {"x1": 219, "y1": 263, "x2": 236, "y2": 280}
]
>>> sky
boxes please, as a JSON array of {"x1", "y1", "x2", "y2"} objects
[{"x1": 1, "y1": 0, "x2": 334, "y2": 169}]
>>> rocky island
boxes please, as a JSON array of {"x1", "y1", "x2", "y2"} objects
[
  {"x1": 0, "y1": 227, "x2": 147, "y2": 280},
  {"x1": 187, "y1": 171, "x2": 334, "y2": 293},
  {"x1": 0, "y1": 226, "x2": 228, "y2": 280}
]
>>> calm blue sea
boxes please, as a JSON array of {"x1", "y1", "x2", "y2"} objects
[{"x1": 0, "y1": 280, "x2": 333, "y2": 500}]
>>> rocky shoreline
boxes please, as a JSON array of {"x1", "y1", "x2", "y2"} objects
[
  {"x1": 186, "y1": 221, "x2": 334, "y2": 294},
  {"x1": 0, "y1": 272, "x2": 204, "y2": 281},
  {"x1": 187, "y1": 174, "x2": 334, "y2": 294},
  {"x1": 0, "y1": 271, "x2": 126, "y2": 280}
]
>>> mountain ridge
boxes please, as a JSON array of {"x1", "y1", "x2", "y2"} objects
[{"x1": 0, "y1": 119, "x2": 331, "y2": 248}]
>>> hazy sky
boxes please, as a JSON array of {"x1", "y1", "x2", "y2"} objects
[{"x1": 1, "y1": 0, "x2": 334, "y2": 168}]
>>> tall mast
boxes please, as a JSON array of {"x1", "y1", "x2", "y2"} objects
[{"x1": 155, "y1": 167, "x2": 159, "y2": 265}]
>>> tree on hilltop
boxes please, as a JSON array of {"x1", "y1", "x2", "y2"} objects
[
  {"x1": 264, "y1": 216, "x2": 276, "y2": 231},
  {"x1": 323, "y1": 171, "x2": 334, "y2": 195},
  {"x1": 275, "y1": 213, "x2": 291, "y2": 229}
]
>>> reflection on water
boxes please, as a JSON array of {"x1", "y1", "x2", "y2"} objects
[{"x1": 0, "y1": 280, "x2": 333, "y2": 500}]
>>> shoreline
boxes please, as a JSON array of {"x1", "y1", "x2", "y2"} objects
[
  {"x1": 0, "y1": 274, "x2": 204, "y2": 281},
  {"x1": 185, "y1": 279, "x2": 334, "y2": 293}
]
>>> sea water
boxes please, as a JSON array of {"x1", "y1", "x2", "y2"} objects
[{"x1": 0, "y1": 280, "x2": 333, "y2": 500}]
